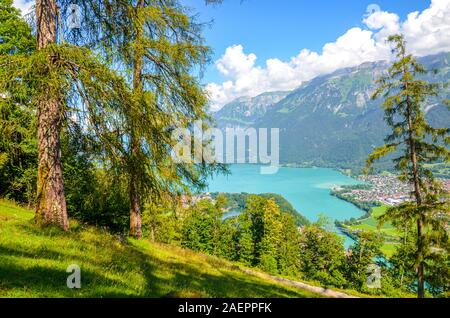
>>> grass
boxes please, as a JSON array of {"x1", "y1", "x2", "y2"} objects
[
  {"x1": 345, "y1": 206, "x2": 401, "y2": 257},
  {"x1": 0, "y1": 200, "x2": 326, "y2": 298}
]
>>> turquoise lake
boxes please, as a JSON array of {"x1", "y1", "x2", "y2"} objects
[{"x1": 205, "y1": 165, "x2": 365, "y2": 247}]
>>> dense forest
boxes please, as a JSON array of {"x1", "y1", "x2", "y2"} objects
[{"x1": 210, "y1": 192, "x2": 310, "y2": 226}]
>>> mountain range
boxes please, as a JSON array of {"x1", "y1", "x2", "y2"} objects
[{"x1": 213, "y1": 52, "x2": 450, "y2": 171}]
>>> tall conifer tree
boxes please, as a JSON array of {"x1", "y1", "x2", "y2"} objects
[
  {"x1": 367, "y1": 35, "x2": 449, "y2": 298},
  {"x1": 92, "y1": 0, "x2": 225, "y2": 238},
  {"x1": 1, "y1": 0, "x2": 134, "y2": 230}
]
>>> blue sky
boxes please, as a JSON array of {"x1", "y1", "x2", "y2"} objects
[
  {"x1": 13, "y1": 0, "x2": 449, "y2": 110},
  {"x1": 183, "y1": 0, "x2": 431, "y2": 84},
  {"x1": 185, "y1": 0, "x2": 450, "y2": 110}
]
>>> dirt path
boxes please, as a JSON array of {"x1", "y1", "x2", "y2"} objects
[{"x1": 239, "y1": 268, "x2": 359, "y2": 298}]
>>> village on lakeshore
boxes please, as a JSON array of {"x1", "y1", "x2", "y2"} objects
[
  {"x1": 333, "y1": 174, "x2": 450, "y2": 207},
  {"x1": 185, "y1": 172, "x2": 450, "y2": 210}
]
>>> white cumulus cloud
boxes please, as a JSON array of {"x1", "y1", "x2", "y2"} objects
[
  {"x1": 207, "y1": 0, "x2": 450, "y2": 111},
  {"x1": 13, "y1": 0, "x2": 33, "y2": 15}
]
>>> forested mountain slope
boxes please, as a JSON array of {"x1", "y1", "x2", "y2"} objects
[{"x1": 214, "y1": 52, "x2": 450, "y2": 169}]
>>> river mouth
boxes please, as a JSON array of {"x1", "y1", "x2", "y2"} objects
[{"x1": 205, "y1": 164, "x2": 366, "y2": 248}]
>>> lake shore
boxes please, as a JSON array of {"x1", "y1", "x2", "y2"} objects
[{"x1": 205, "y1": 164, "x2": 367, "y2": 248}]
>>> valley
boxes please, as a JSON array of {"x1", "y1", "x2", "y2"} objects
[
  {"x1": 213, "y1": 52, "x2": 450, "y2": 172},
  {"x1": 209, "y1": 52, "x2": 450, "y2": 261}
]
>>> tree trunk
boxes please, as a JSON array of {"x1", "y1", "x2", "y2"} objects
[
  {"x1": 151, "y1": 224, "x2": 155, "y2": 242},
  {"x1": 129, "y1": 0, "x2": 145, "y2": 239},
  {"x1": 406, "y1": 96, "x2": 424, "y2": 298},
  {"x1": 417, "y1": 218, "x2": 424, "y2": 298},
  {"x1": 129, "y1": 171, "x2": 142, "y2": 238},
  {"x1": 35, "y1": 0, "x2": 69, "y2": 230},
  {"x1": 36, "y1": 0, "x2": 57, "y2": 49}
]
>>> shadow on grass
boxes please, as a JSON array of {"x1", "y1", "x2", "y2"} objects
[
  {"x1": 0, "y1": 247, "x2": 164, "y2": 297},
  {"x1": 0, "y1": 260, "x2": 135, "y2": 297},
  {"x1": 129, "y1": 247, "x2": 313, "y2": 298},
  {"x1": 1, "y1": 220, "x2": 315, "y2": 298},
  {"x1": 16, "y1": 220, "x2": 91, "y2": 237}
]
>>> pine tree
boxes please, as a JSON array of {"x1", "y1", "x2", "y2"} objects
[
  {"x1": 1, "y1": 1, "x2": 135, "y2": 230},
  {"x1": 0, "y1": 0, "x2": 34, "y2": 55},
  {"x1": 237, "y1": 195, "x2": 266, "y2": 266},
  {"x1": 34, "y1": 0, "x2": 69, "y2": 230},
  {"x1": 128, "y1": 0, "x2": 145, "y2": 239},
  {"x1": 88, "y1": 0, "x2": 226, "y2": 239},
  {"x1": 345, "y1": 231, "x2": 383, "y2": 292},
  {"x1": 235, "y1": 196, "x2": 300, "y2": 275},
  {"x1": 181, "y1": 199, "x2": 222, "y2": 254},
  {"x1": 278, "y1": 212, "x2": 301, "y2": 277},
  {"x1": 0, "y1": 0, "x2": 36, "y2": 204},
  {"x1": 298, "y1": 223, "x2": 347, "y2": 288},
  {"x1": 258, "y1": 199, "x2": 282, "y2": 274},
  {"x1": 367, "y1": 34, "x2": 450, "y2": 298},
  {"x1": 1, "y1": 0, "x2": 225, "y2": 233}
]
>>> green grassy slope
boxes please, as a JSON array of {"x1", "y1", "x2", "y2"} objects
[{"x1": 0, "y1": 200, "x2": 325, "y2": 298}]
